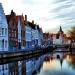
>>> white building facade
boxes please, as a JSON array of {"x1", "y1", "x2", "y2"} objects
[
  {"x1": 32, "y1": 28, "x2": 36, "y2": 47},
  {"x1": 0, "y1": 3, "x2": 8, "y2": 51},
  {"x1": 0, "y1": 3, "x2": 9, "y2": 75},
  {"x1": 25, "y1": 25, "x2": 32, "y2": 49},
  {"x1": 53, "y1": 34, "x2": 56, "y2": 45},
  {"x1": 38, "y1": 28, "x2": 43, "y2": 46},
  {"x1": 52, "y1": 26, "x2": 65, "y2": 45},
  {"x1": 59, "y1": 34, "x2": 63, "y2": 45},
  {"x1": 33, "y1": 25, "x2": 39, "y2": 47},
  {"x1": 53, "y1": 34, "x2": 63, "y2": 45},
  {"x1": 17, "y1": 16, "x2": 21, "y2": 49}
]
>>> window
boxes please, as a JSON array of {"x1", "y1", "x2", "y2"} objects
[
  {"x1": 2, "y1": 28, "x2": 4, "y2": 35},
  {"x1": 0, "y1": 16, "x2": 1, "y2": 20},
  {"x1": 2, "y1": 39, "x2": 4, "y2": 48},
  {"x1": 0, "y1": 27, "x2": 1, "y2": 35},
  {"x1": 5, "y1": 28, "x2": 7, "y2": 35},
  {"x1": 15, "y1": 33, "x2": 16, "y2": 37},
  {"x1": 0, "y1": 40, "x2": 2, "y2": 48},
  {"x1": 4, "y1": 64, "x2": 8, "y2": 70},
  {"x1": 12, "y1": 33, "x2": 14, "y2": 37},
  {"x1": 0, "y1": 65, "x2": 2, "y2": 72},
  {"x1": 14, "y1": 31, "x2": 16, "y2": 38},
  {"x1": 5, "y1": 40, "x2": 7, "y2": 48},
  {"x1": 0, "y1": 16, "x2": 2, "y2": 23}
]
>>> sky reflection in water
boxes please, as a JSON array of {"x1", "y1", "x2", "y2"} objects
[{"x1": 37, "y1": 53, "x2": 75, "y2": 75}]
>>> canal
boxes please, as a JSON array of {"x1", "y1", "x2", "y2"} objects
[{"x1": 0, "y1": 48, "x2": 75, "y2": 75}]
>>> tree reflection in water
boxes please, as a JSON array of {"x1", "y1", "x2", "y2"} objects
[{"x1": 68, "y1": 54, "x2": 75, "y2": 69}]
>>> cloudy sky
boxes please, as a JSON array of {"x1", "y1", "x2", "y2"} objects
[{"x1": 0, "y1": 0, "x2": 75, "y2": 33}]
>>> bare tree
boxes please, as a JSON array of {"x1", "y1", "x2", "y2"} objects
[{"x1": 68, "y1": 26, "x2": 75, "y2": 40}]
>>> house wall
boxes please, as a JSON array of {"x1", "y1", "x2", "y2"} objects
[
  {"x1": 7, "y1": 12, "x2": 18, "y2": 51},
  {"x1": 18, "y1": 17, "x2": 21, "y2": 49},
  {"x1": 31, "y1": 29, "x2": 36, "y2": 47},
  {"x1": 25, "y1": 26, "x2": 32, "y2": 48},
  {"x1": 0, "y1": 3, "x2": 8, "y2": 51},
  {"x1": 21, "y1": 18, "x2": 25, "y2": 49},
  {"x1": 53, "y1": 35, "x2": 56, "y2": 45}
]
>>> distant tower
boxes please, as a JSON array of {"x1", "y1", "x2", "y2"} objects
[
  {"x1": 58, "y1": 26, "x2": 63, "y2": 45},
  {"x1": 11, "y1": 10, "x2": 16, "y2": 16},
  {"x1": 58, "y1": 26, "x2": 63, "y2": 34},
  {"x1": 0, "y1": 3, "x2": 8, "y2": 51}
]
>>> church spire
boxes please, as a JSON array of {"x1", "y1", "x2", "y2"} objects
[
  {"x1": 60, "y1": 26, "x2": 62, "y2": 32},
  {"x1": 59, "y1": 26, "x2": 63, "y2": 34},
  {"x1": 11, "y1": 10, "x2": 16, "y2": 16}
]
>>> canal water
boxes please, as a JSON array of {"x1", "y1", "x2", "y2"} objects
[{"x1": 0, "y1": 48, "x2": 75, "y2": 75}]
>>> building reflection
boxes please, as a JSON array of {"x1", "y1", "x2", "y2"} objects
[
  {"x1": 0, "y1": 55, "x2": 45, "y2": 75},
  {"x1": 43, "y1": 52, "x2": 68, "y2": 71},
  {"x1": 0, "y1": 64, "x2": 8, "y2": 75},
  {"x1": 8, "y1": 62, "x2": 18, "y2": 75},
  {"x1": 1, "y1": 52, "x2": 75, "y2": 75}
]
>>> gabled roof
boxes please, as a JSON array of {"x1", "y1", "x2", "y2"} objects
[
  {"x1": 6, "y1": 15, "x2": 11, "y2": 23},
  {"x1": 6, "y1": 15, "x2": 24, "y2": 26},
  {"x1": 6, "y1": 10, "x2": 16, "y2": 23},
  {"x1": 27, "y1": 21, "x2": 35, "y2": 29},
  {"x1": 16, "y1": 15, "x2": 24, "y2": 25}
]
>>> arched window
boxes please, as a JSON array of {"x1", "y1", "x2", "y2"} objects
[{"x1": 2, "y1": 39, "x2": 4, "y2": 48}]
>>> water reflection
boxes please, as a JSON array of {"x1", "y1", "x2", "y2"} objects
[
  {"x1": 0, "y1": 55, "x2": 44, "y2": 75},
  {"x1": 0, "y1": 49, "x2": 75, "y2": 75},
  {"x1": 36, "y1": 52, "x2": 75, "y2": 75},
  {"x1": 67, "y1": 54, "x2": 75, "y2": 69}
]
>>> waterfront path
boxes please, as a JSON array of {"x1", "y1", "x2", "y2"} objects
[
  {"x1": 0, "y1": 44, "x2": 74, "y2": 64},
  {"x1": 0, "y1": 46, "x2": 55, "y2": 64}
]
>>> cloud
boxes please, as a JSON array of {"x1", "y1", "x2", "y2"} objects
[
  {"x1": 0, "y1": 0, "x2": 75, "y2": 33},
  {"x1": 52, "y1": 0, "x2": 68, "y2": 3}
]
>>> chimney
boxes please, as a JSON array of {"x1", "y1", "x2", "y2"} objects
[
  {"x1": 32, "y1": 20, "x2": 34, "y2": 24},
  {"x1": 25, "y1": 15, "x2": 27, "y2": 23}
]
